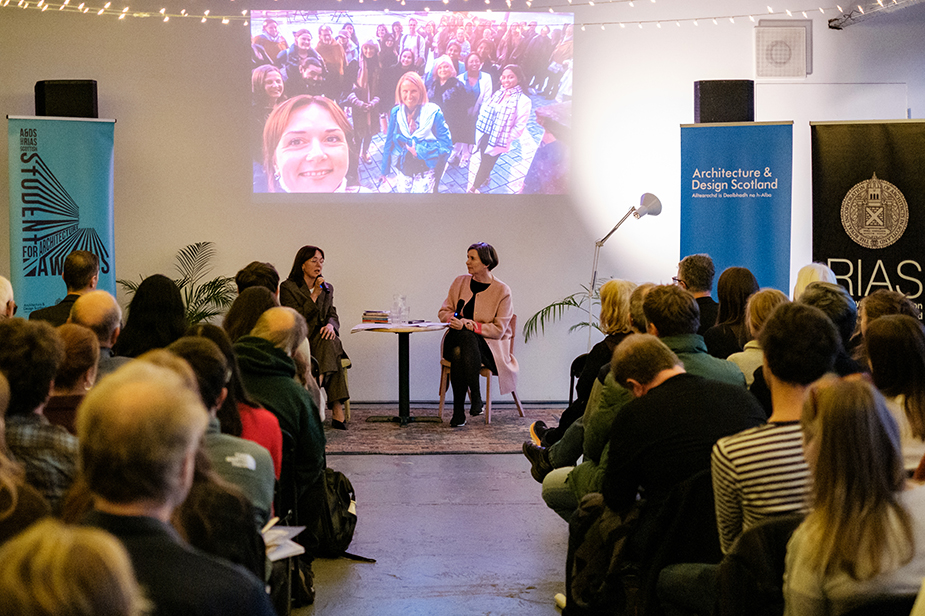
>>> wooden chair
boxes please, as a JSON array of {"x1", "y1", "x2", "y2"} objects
[{"x1": 437, "y1": 314, "x2": 525, "y2": 424}]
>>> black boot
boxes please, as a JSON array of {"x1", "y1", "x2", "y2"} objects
[{"x1": 450, "y1": 408, "x2": 467, "y2": 427}]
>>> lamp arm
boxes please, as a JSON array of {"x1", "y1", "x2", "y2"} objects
[{"x1": 587, "y1": 205, "x2": 637, "y2": 349}]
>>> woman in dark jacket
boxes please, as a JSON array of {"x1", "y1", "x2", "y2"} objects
[
  {"x1": 279, "y1": 246, "x2": 350, "y2": 429},
  {"x1": 427, "y1": 55, "x2": 473, "y2": 183}
]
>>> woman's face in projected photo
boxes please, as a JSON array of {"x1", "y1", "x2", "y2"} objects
[
  {"x1": 501, "y1": 68, "x2": 518, "y2": 90},
  {"x1": 264, "y1": 70, "x2": 284, "y2": 101},
  {"x1": 296, "y1": 33, "x2": 312, "y2": 50},
  {"x1": 400, "y1": 50, "x2": 414, "y2": 67},
  {"x1": 399, "y1": 80, "x2": 423, "y2": 109},
  {"x1": 466, "y1": 54, "x2": 482, "y2": 74},
  {"x1": 319, "y1": 27, "x2": 333, "y2": 44},
  {"x1": 447, "y1": 43, "x2": 461, "y2": 64},
  {"x1": 274, "y1": 103, "x2": 349, "y2": 193},
  {"x1": 362, "y1": 44, "x2": 376, "y2": 58},
  {"x1": 436, "y1": 62, "x2": 453, "y2": 83},
  {"x1": 377, "y1": 24, "x2": 387, "y2": 38}
]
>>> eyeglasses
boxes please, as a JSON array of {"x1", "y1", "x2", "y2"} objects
[{"x1": 672, "y1": 277, "x2": 686, "y2": 288}]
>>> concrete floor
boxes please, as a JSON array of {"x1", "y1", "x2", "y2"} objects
[{"x1": 297, "y1": 454, "x2": 568, "y2": 616}]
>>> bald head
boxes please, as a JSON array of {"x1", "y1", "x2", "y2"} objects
[
  {"x1": 0, "y1": 276, "x2": 14, "y2": 318},
  {"x1": 77, "y1": 362, "x2": 207, "y2": 507},
  {"x1": 69, "y1": 290, "x2": 122, "y2": 348},
  {"x1": 250, "y1": 306, "x2": 307, "y2": 355}
]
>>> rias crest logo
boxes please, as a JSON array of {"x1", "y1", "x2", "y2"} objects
[{"x1": 840, "y1": 173, "x2": 908, "y2": 250}]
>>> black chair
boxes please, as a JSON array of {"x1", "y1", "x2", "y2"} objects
[
  {"x1": 570, "y1": 353, "x2": 588, "y2": 406},
  {"x1": 714, "y1": 513, "x2": 805, "y2": 616}
]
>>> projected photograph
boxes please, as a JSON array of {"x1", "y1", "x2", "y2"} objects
[{"x1": 251, "y1": 10, "x2": 573, "y2": 195}]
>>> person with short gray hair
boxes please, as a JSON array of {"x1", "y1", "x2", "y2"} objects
[
  {"x1": 69, "y1": 290, "x2": 130, "y2": 379},
  {"x1": 79, "y1": 361, "x2": 276, "y2": 616}
]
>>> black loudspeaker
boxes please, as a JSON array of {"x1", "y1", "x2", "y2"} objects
[
  {"x1": 694, "y1": 80, "x2": 754, "y2": 124},
  {"x1": 35, "y1": 80, "x2": 99, "y2": 118}
]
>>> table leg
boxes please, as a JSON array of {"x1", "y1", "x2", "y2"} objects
[
  {"x1": 397, "y1": 331, "x2": 410, "y2": 421},
  {"x1": 366, "y1": 331, "x2": 442, "y2": 426}
]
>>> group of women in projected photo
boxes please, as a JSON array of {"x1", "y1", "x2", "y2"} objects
[{"x1": 250, "y1": 11, "x2": 573, "y2": 194}]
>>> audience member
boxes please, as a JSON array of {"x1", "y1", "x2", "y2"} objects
[
  {"x1": 186, "y1": 323, "x2": 283, "y2": 479},
  {"x1": 166, "y1": 336, "x2": 275, "y2": 525},
  {"x1": 784, "y1": 377, "x2": 925, "y2": 616},
  {"x1": 798, "y1": 281, "x2": 863, "y2": 376},
  {"x1": 792, "y1": 262, "x2": 836, "y2": 301},
  {"x1": 0, "y1": 518, "x2": 146, "y2": 616},
  {"x1": 112, "y1": 274, "x2": 187, "y2": 358},
  {"x1": 235, "y1": 261, "x2": 280, "y2": 295},
  {"x1": 523, "y1": 283, "x2": 745, "y2": 497},
  {"x1": 0, "y1": 275, "x2": 15, "y2": 318},
  {"x1": 603, "y1": 334, "x2": 764, "y2": 549},
  {"x1": 643, "y1": 284, "x2": 746, "y2": 386},
  {"x1": 44, "y1": 323, "x2": 99, "y2": 435},
  {"x1": 69, "y1": 290, "x2": 131, "y2": 379},
  {"x1": 726, "y1": 288, "x2": 789, "y2": 386},
  {"x1": 78, "y1": 361, "x2": 276, "y2": 616},
  {"x1": 629, "y1": 282, "x2": 655, "y2": 333},
  {"x1": 714, "y1": 303, "x2": 838, "y2": 553},
  {"x1": 530, "y1": 279, "x2": 637, "y2": 447},
  {"x1": 28, "y1": 250, "x2": 98, "y2": 326},
  {"x1": 0, "y1": 318, "x2": 75, "y2": 512},
  {"x1": 853, "y1": 289, "x2": 921, "y2": 362},
  {"x1": 223, "y1": 286, "x2": 279, "y2": 342},
  {"x1": 172, "y1": 448, "x2": 268, "y2": 582},
  {"x1": 234, "y1": 307, "x2": 326, "y2": 594},
  {"x1": 676, "y1": 254, "x2": 717, "y2": 335},
  {"x1": 866, "y1": 315, "x2": 925, "y2": 471},
  {"x1": 0, "y1": 372, "x2": 51, "y2": 546},
  {"x1": 704, "y1": 267, "x2": 759, "y2": 359}
]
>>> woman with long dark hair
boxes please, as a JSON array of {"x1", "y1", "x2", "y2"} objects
[
  {"x1": 784, "y1": 377, "x2": 925, "y2": 615},
  {"x1": 346, "y1": 41, "x2": 381, "y2": 164},
  {"x1": 112, "y1": 274, "x2": 186, "y2": 358},
  {"x1": 279, "y1": 245, "x2": 350, "y2": 430},
  {"x1": 704, "y1": 266, "x2": 759, "y2": 359}
]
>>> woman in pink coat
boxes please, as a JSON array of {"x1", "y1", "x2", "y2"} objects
[{"x1": 438, "y1": 242, "x2": 519, "y2": 427}]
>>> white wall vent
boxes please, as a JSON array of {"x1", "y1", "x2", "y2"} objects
[{"x1": 755, "y1": 20, "x2": 812, "y2": 78}]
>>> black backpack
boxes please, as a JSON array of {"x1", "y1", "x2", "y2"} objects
[{"x1": 315, "y1": 468, "x2": 374, "y2": 562}]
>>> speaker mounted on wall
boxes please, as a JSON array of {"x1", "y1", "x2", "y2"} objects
[
  {"x1": 35, "y1": 80, "x2": 99, "y2": 118},
  {"x1": 694, "y1": 80, "x2": 755, "y2": 124},
  {"x1": 755, "y1": 19, "x2": 812, "y2": 78}
]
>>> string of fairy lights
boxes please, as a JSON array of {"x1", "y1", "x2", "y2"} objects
[{"x1": 0, "y1": 0, "x2": 912, "y2": 27}]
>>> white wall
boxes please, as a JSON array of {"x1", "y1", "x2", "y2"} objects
[{"x1": 2, "y1": 0, "x2": 924, "y2": 402}]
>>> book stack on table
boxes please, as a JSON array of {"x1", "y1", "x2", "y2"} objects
[{"x1": 362, "y1": 310, "x2": 390, "y2": 324}]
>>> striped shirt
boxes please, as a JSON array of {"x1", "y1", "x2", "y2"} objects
[{"x1": 712, "y1": 421, "x2": 810, "y2": 554}]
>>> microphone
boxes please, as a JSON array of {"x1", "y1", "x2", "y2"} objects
[
  {"x1": 317, "y1": 276, "x2": 330, "y2": 292},
  {"x1": 454, "y1": 300, "x2": 464, "y2": 319}
]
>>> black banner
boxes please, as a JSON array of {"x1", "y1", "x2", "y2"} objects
[{"x1": 811, "y1": 121, "x2": 925, "y2": 306}]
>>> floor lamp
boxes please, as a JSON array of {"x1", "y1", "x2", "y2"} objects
[{"x1": 587, "y1": 193, "x2": 663, "y2": 349}]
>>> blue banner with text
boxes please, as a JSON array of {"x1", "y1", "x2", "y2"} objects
[
  {"x1": 680, "y1": 122, "x2": 793, "y2": 293},
  {"x1": 7, "y1": 117, "x2": 116, "y2": 316}
]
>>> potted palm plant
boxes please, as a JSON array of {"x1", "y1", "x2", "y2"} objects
[{"x1": 117, "y1": 241, "x2": 236, "y2": 325}]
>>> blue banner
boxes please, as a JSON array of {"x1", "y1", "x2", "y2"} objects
[
  {"x1": 680, "y1": 122, "x2": 793, "y2": 293},
  {"x1": 7, "y1": 117, "x2": 116, "y2": 316}
]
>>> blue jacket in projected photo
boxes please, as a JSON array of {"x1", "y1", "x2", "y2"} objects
[{"x1": 380, "y1": 102, "x2": 452, "y2": 176}]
